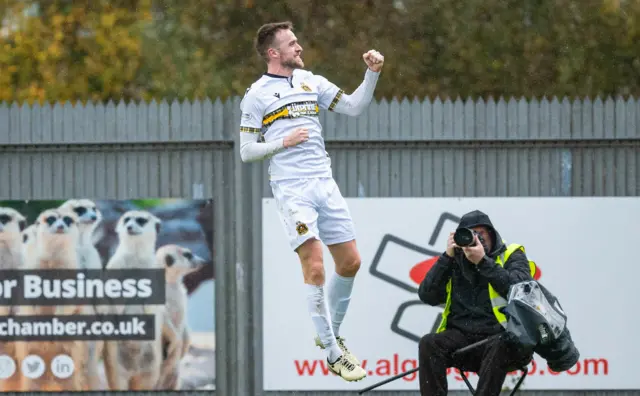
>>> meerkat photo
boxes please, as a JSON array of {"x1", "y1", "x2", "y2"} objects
[
  {"x1": 58, "y1": 199, "x2": 106, "y2": 390},
  {"x1": 16, "y1": 208, "x2": 91, "y2": 392},
  {"x1": 0, "y1": 207, "x2": 27, "y2": 392},
  {"x1": 155, "y1": 244, "x2": 206, "y2": 390},
  {"x1": 103, "y1": 210, "x2": 165, "y2": 391}
]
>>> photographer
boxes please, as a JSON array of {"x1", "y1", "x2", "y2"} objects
[{"x1": 417, "y1": 210, "x2": 536, "y2": 396}]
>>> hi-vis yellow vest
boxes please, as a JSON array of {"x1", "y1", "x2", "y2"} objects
[{"x1": 435, "y1": 242, "x2": 537, "y2": 333}]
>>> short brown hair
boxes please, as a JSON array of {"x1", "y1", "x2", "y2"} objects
[{"x1": 254, "y1": 21, "x2": 294, "y2": 63}]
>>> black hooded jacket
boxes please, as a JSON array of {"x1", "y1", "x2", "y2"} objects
[{"x1": 418, "y1": 210, "x2": 533, "y2": 336}]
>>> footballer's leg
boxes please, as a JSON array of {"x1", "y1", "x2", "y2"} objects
[
  {"x1": 271, "y1": 179, "x2": 365, "y2": 382},
  {"x1": 320, "y1": 240, "x2": 362, "y2": 366},
  {"x1": 297, "y1": 238, "x2": 365, "y2": 382},
  {"x1": 315, "y1": 177, "x2": 363, "y2": 368}
]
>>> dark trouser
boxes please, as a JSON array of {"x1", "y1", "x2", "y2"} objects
[{"x1": 418, "y1": 328, "x2": 532, "y2": 396}]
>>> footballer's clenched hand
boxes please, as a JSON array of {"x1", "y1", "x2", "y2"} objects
[{"x1": 363, "y1": 49, "x2": 384, "y2": 72}]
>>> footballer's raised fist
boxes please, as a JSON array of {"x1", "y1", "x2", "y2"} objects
[{"x1": 363, "y1": 49, "x2": 384, "y2": 72}]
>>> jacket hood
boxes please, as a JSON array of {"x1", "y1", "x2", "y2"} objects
[{"x1": 457, "y1": 210, "x2": 505, "y2": 257}]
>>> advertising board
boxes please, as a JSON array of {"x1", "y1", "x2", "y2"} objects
[
  {"x1": 0, "y1": 199, "x2": 215, "y2": 391},
  {"x1": 262, "y1": 197, "x2": 637, "y2": 391}
]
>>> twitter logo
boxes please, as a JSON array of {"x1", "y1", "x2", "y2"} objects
[{"x1": 21, "y1": 355, "x2": 45, "y2": 379}]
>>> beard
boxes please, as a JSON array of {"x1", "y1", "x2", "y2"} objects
[{"x1": 282, "y1": 56, "x2": 303, "y2": 69}]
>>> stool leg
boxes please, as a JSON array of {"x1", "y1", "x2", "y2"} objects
[
  {"x1": 459, "y1": 370, "x2": 475, "y2": 395},
  {"x1": 508, "y1": 370, "x2": 528, "y2": 396}
]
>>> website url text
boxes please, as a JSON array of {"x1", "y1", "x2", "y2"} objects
[
  {"x1": 294, "y1": 354, "x2": 609, "y2": 380},
  {"x1": 0, "y1": 314, "x2": 155, "y2": 341}
]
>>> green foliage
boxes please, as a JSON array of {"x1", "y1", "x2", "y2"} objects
[
  {"x1": 130, "y1": 199, "x2": 175, "y2": 209},
  {"x1": 0, "y1": 0, "x2": 639, "y2": 102}
]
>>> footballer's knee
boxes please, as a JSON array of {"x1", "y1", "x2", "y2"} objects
[
  {"x1": 305, "y1": 261, "x2": 326, "y2": 285},
  {"x1": 297, "y1": 238, "x2": 325, "y2": 285},
  {"x1": 338, "y1": 253, "x2": 361, "y2": 277},
  {"x1": 329, "y1": 240, "x2": 361, "y2": 277}
]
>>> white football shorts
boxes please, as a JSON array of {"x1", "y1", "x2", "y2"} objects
[{"x1": 270, "y1": 177, "x2": 356, "y2": 251}]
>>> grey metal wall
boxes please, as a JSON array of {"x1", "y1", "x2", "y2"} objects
[{"x1": 0, "y1": 96, "x2": 638, "y2": 396}]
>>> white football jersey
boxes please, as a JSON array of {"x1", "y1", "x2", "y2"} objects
[{"x1": 239, "y1": 69, "x2": 344, "y2": 180}]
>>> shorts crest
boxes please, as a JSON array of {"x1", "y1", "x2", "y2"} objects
[{"x1": 295, "y1": 221, "x2": 309, "y2": 235}]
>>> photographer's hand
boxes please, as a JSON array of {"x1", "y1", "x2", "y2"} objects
[
  {"x1": 463, "y1": 234, "x2": 486, "y2": 264},
  {"x1": 445, "y1": 232, "x2": 458, "y2": 257}
]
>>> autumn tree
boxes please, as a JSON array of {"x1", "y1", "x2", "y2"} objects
[{"x1": 0, "y1": 0, "x2": 153, "y2": 104}]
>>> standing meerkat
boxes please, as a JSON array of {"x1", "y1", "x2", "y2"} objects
[
  {"x1": 103, "y1": 210, "x2": 164, "y2": 391},
  {"x1": 58, "y1": 199, "x2": 105, "y2": 390},
  {"x1": 0, "y1": 207, "x2": 26, "y2": 392},
  {"x1": 154, "y1": 244, "x2": 205, "y2": 390},
  {"x1": 58, "y1": 199, "x2": 103, "y2": 270},
  {"x1": 16, "y1": 208, "x2": 90, "y2": 392}
]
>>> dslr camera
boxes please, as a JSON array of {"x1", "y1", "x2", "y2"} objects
[{"x1": 453, "y1": 227, "x2": 485, "y2": 248}]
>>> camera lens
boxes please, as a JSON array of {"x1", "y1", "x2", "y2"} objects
[{"x1": 453, "y1": 228, "x2": 475, "y2": 247}]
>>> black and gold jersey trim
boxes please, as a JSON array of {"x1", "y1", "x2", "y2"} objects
[
  {"x1": 328, "y1": 90, "x2": 344, "y2": 111},
  {"x1": 262, "y1": 101, "x2": 320, "y2": 128},
  {"x1": 240, "y1": 126, "x2": 261, "y2": 134}
]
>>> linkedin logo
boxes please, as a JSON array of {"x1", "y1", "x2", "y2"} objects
[{"x1": 51, "y1": 354, "x2": 74, "y2": 379}]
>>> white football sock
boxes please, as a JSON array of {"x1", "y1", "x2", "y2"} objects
[
  {"x1": 327, "y1": 272, "x2": 355, "y2": 337},
  {"x1": 307, "y1": 284, "x2": 343, "y2": 363}
]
